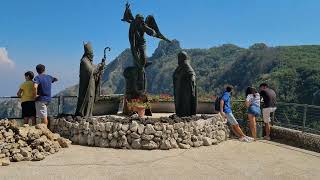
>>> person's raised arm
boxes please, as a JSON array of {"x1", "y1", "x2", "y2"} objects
[
  {"x1": 121, "y1": 2, "x2": 134, "y2": 23},
  {"x1": 52, "y1": 77, "x2": 58, "y2": 83}
]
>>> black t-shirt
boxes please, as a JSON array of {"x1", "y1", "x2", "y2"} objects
[{"x1": 260, "y1": 88, "x2": 277, "y2": 108}]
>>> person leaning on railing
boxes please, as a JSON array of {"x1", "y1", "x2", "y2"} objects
[
  {"x1": 33, "y1": 64, "x2": 58, "y2": 126},
  {"x1": 219, "y1": 86, "x2": 254, "y2": 142},
  {"x1": 259, "y1": 83, "x2": 277, "y2": 140},
  {"x1": 16, "y1": 71, "x2": 37, "y2": 125},
  {"x1": 245, "y1": 87, "x2": 261, "y2": 140}
]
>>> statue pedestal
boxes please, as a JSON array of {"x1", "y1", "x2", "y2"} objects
[{"x1": 123, "y1": 66, "x2": 152, "y2": 116}]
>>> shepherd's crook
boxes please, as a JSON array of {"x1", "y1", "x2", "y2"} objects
[
  {"x1": 103, "y1": 47, "x2": 111, "y2": 62},
  {"x1": 99, "y1": 47, "x2": 111, "y2": 95}
]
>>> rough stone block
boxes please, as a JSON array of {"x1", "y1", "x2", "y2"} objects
[
  {"x1": 131, "y1": 139, "x2": 141, "y2": 149},
  {"x1": 144, "y1": 124, "x2": 156, "y2": 135},
  {"x1": 141, "y1": 140, "x2": 158, "y2": 150},
  {"x1": 178, "y1": 143, "x2": 191, "y2": 149}
]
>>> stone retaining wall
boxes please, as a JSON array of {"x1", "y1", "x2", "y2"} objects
[
  {"x1": 271, "y1": 126, "x2": 320, "y2": 153},
  {"x1": 0, "y1": 120, "x2": 71, "y2": 166},
  {"x1": 49, "y1": 115, "x2": 229, "y2": 150}
]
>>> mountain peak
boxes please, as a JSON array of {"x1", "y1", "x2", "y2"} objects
[{"x1": 152, "y1": 39, "x2": 181, "y2": 58}]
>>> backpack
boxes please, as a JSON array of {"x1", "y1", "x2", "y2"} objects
[{"x1": 214, "y1": 96, "x2": 222, "y2": 112}]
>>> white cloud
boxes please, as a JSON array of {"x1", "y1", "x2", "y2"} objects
[{"x1": 0, "y1": 48, "x2": 15, "y2": 68}]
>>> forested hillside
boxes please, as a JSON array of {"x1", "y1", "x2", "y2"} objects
[
  {"x1": 2, "y1": 40, "x2": 320, "y2": 118},
  {"x1": 86, "y1": 40, "x2": 320, "y2": 105}
]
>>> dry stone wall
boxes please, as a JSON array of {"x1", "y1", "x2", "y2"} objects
[
  {"x1": 50, "y1": 114, "x2": 229, "y2": 150},
  {"x1": 0, "y1": 119, "x2": 71, "y2": 166}
]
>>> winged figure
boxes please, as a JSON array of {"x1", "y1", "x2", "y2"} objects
[
  {"x1": 122, "y1": 2, "x2": 171, "y2": 69},
  {"x1": 121, "y1": 2, "x2": 171, "y2": 107}
]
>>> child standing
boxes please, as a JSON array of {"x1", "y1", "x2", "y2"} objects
[
  {"x1": 34, "y1": 64, "x2": 58, "y2": 126},
  {"x1": 17, "y1": 71, "x2": 36, "y2": 125}
]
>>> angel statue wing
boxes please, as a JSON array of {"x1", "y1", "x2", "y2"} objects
[
  {"x1": 121, "y1": 2, "x2": 134, "y2": 23},
  {"x1": 145, "y1": 15, "x2": 171, "y2": 42}
]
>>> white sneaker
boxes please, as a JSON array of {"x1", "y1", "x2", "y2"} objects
[
  {"x1": 245, "y1": 136, "x2": 255, "y2": 141},
  {"x1": 239, "y1": 137, "x2": 251, "y2": 143}
]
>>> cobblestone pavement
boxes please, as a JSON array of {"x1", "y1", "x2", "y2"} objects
[{"x1": 1, "y1": 140, "x2": 320, "y2": 180}]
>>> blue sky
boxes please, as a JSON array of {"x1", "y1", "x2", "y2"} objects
[{"x1": 0, "y1": 0, "x2": 319, "y2": 96}]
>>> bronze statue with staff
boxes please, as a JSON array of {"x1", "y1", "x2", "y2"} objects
[{"x1": 75, "y1": 43, "x2": 110, "y2": 117}]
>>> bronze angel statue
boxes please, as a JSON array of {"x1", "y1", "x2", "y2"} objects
[
  {"x1": 122, "y1": 2, "x2": 171, "y2": 97},
  {"x1": 122, "y1": 2, "x2": 171, "y2": 68}
]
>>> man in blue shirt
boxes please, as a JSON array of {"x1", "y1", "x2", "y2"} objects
[
  {"x1": 34, "y1": 64, "x2": 58, "y2": 126},
  {"x1": 220, "y1": 86, "x2": 253, "y2": 142}
]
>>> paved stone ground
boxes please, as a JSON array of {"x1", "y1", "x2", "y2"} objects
[{"x1": 1, "y1": 140, "x2": 320, "y2": 180}]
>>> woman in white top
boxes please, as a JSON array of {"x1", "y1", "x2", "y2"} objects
[{"x1": 245, "y1": 87, "x2": 261, "y2": 140}]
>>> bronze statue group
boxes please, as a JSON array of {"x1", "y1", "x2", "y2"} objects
[
  {"x1": 76, "y1": 3, "x2": 197, "y2": 118},
  {"x1": 17, "y1": 3, "x2": 277, "y2": 142}
]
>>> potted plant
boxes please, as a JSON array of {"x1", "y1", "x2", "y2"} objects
[{"x1": 127, "y1": 98, "x2": 150, "y2": 118}]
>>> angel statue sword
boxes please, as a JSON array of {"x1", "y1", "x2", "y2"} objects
[{"x1": 121, "y1": 2, "x2": 171, "y2": 100}]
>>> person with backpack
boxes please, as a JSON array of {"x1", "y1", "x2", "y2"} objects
[{"x1": 219, "y1": 86, "x2": 253, "y2": 142}]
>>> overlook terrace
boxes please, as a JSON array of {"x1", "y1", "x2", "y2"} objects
[{"x1": 1, "y1": 96, "x2": 320, "y2": 180}]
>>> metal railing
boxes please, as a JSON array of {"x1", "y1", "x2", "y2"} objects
[
  {"x1": 231, "y1": 100, "x2": 320, "y2": 135},
  {"x1": 0, "y1": 96, "x2": 80, "y2": 119},
  {"x1": 60, "y1": 96, "x2": 77, "y2": 115},
  {"x1": 1, "y1": 96, "x2": 320, "y2": 134},
  {"x1": 0, "y1": 95, "x2": 123, "y2": 119},
  {"x1": 0, "y1": 96, "x2": 60, "y2": 119},
  {"x1": 273, "y1": 102, "x2": 320, "y2": 134}
]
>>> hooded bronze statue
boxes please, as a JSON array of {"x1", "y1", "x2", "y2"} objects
[
  {"x1": 173, "y1": 51, "x2": 197, "y2": 117},
  {"x1": 75, "y1": 42, "x2": 105, "y2": 117}
]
